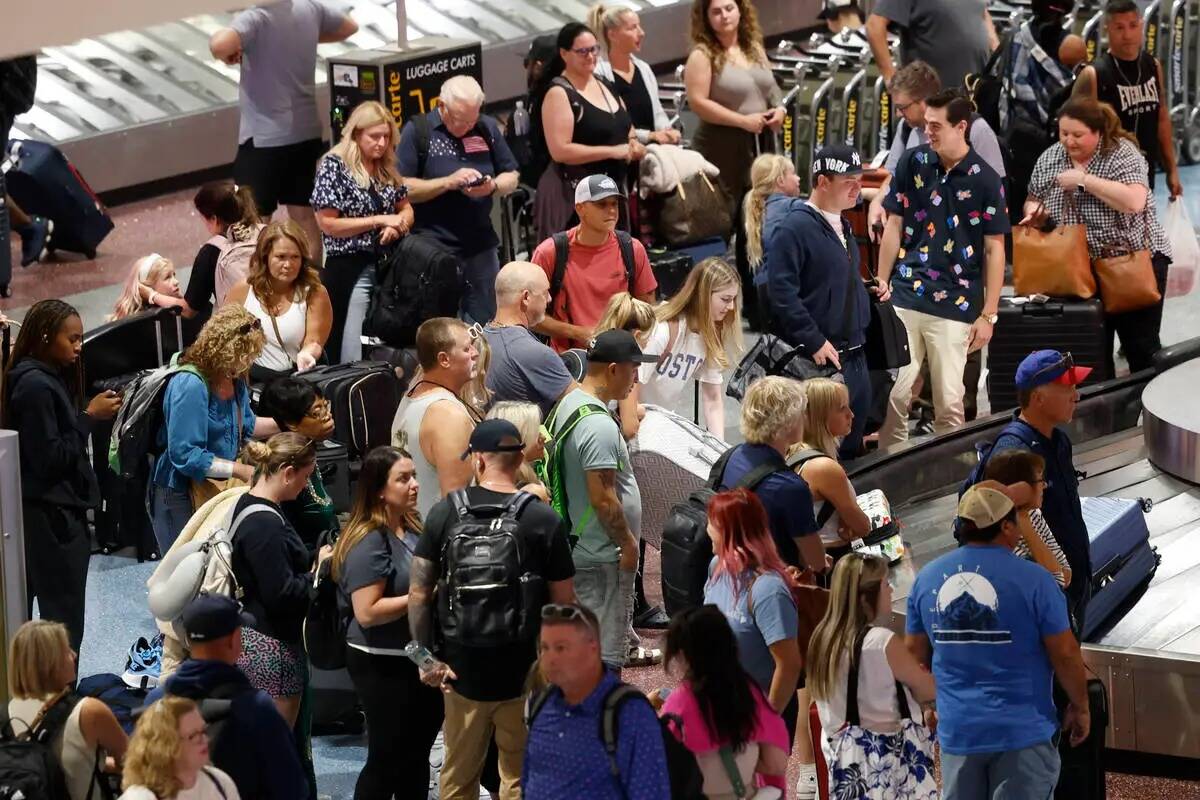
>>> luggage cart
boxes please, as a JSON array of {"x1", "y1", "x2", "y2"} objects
[
  {"x1": 1081, "y1": 4, "x2": 1107, "y2": 62},
  {"x1": 1175, "y1": 0, "x2": 1200, "y2": 163}
]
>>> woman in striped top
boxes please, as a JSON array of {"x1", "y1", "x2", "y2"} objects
[{"x1": 984, "y1": 450, "x2": 1072, "y2": 588}]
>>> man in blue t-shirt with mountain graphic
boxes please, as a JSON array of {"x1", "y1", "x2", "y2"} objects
[{"x1": 906, "y1": 484, "x2": 1090, "y2": 799}]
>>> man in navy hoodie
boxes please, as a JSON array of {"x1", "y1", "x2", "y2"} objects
[
  {"x1": 149, "y1": 594, "x2": 308, "y2": 799},
  {"x1": 763, "y1": 144, "x2": 881, "y2": 459}
]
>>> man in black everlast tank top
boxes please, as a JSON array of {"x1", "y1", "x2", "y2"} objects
[{"x1": 1073, "y1": 0, "x2": 1183, "y2": 197}]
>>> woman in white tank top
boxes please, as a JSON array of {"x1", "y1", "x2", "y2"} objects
[
  {"x1": 7, "y1": 621, "x2": 128, "y2": 800},
  {"x1": 808, "y1": 554, "x2": 938, "y2": 800},
  {"x1": 225, "y1": 221, "x2": 332, "y2": 376}
]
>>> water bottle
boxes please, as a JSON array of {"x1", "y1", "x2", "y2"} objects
[
  {"x1": 512, "y1": 100, "x2": 530, "y2": 137},
  {"x1": 403, "y1": 641, "x2": 438, "y2": 673}
]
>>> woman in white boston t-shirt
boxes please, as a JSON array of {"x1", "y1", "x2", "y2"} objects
[{"x1": 633, "y1": 257, "x2": 742, "y2": 437}]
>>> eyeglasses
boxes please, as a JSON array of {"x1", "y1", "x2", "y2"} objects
[
  {"x1": 236, "y1": 318, "x2": 263, "y2": 336},
  {"x1": 893, "y1": 99, "x2": 919, "y2": 114},
  {"x1": 304, "y1": 398, "x2": 332, "y2": 421},
  {"x1": 184, "y1": 726, "x2": 209, "y2": 744},
  {"x1": 1030, "y1": 351, "x2": 1073, "y2": 384},
  {"x1": 571, "y1": 45, "x2": 600, "y2": 57}
]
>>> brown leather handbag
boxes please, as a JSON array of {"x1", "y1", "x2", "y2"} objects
[
  {"x1": 1092, "y1": 207, "x2": 1162, "y2": 314},
  {"x1": 1012, "y1": 202, "x2": 1096, "y2": 299}
]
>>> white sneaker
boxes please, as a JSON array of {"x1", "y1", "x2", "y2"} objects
[{"x1": 795, "y1": 763, "x2": 818, "y2": 800}]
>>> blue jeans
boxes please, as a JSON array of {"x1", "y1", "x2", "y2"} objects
[
  {"x1": 149, "y1": 482, "x2": 194, "y2": 552},
  {"x1": 341, "y1": 266, "x2": 374, "y2": 364},
  {"x1": 573, "y1": 562, "x2": 636, "y2": 669},
  {"x1": 459, "y1": 248, "x2": 500, "y2": 324},
  {"x1": 941, "y1": 740, "x2": 1060, "y2": 800},
  {"x1": 839, "y1": 349, "x2": 871, "y2": 461}
]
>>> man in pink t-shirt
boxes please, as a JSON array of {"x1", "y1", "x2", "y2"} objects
[{"x1": 531, "y1": 175, "x2": 658, "y2": 352}]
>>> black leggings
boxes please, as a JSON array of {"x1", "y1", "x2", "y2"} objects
[
  {"x1": 345, "y1": 646, "x2": 444, "y2": 800},
  {"x1": 322, "y1": 250, "x2": 374, "y2": 366}
]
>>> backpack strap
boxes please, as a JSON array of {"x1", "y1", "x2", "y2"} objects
[
  {"x1": 414, "y1": 113, "x2": 433, "y2": 177},
  {"x1": 30, "y1": 689, "x2": 77, "y2": 742},
  {"x1": 524, "y1": 685, "x2": 555, "y2": 729},
  {"x1": 550, "y1": 232, "x2": 572, "y2": 311},
  {"x1": 615, "y1": 231, "x2": 637, "y2": 294},
  {"x1": 706, "y1": 445, "x2": 737, "y2": 490},
  {"x1": 599, "y1": 682, "x2": 647, "y2": 799},
  {"x1": 203, "y1": 767, "x2": 228, "y2": 800},
  {"x1": 844, "y1": 627, "x2": 869, "y2": 727},
  {"x1": 708, "y1": 443, "x2": 780, "y2": 493},
  {"x1": 718, "y1": 745, "x2": 748, "y2": 798},
  {"x1": 449, "y1": 489, "x2": 473, "y2": 521},
  {"x1": 655, "y1": 319, "x2": 682, "y2": 370}
]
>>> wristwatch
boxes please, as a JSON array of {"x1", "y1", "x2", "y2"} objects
[{"x1": 980, "y1": 312, "x2": 999, "y2": 325}]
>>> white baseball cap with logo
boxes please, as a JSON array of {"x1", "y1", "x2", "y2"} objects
[{"x1": 574, "y1": 174, "x2": 626, "y2": 204}]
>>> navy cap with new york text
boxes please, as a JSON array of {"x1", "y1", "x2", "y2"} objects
[{"x1": 812, "y1": 144, "x2": 864, "y2": 176}]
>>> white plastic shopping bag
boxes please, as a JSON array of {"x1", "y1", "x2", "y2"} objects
[{"x1": 1164, "y1": 200, "x2": 1199, "y2": 298}]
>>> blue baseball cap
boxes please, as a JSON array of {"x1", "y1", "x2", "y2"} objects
[
  {"x1": 182, "y1": 595, "x2": 255, "y2": 643},
  {"x1": 1015, "y1": 350, "x2": 1093, "y2": 391}
]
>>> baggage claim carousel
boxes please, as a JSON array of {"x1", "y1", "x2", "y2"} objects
[{"x1": 850, "y1": 348, "x2": 1200, "y2": 760}]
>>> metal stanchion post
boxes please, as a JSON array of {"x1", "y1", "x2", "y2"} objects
[{"x1": 0, "y1": 430, "x2": 28, "y2": 706}]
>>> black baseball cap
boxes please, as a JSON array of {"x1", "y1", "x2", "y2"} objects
[
  {"x1": 182, "y1": 594, "x2": 255, "y2": 643},
  {"x1": 587, "y1": 329, "x2": 658, "y2": 364},
  {"x1": 812, "y1": 144, "x2": 864, "y2": 176},
  {"x1": 524, "y1": 34, "x2": 558, "y2": 66},
  {"x1": 461, "y1": 418, "x2": 526, "y2": 460}
]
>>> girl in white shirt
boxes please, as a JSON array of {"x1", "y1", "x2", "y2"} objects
[
  {"x1": 120, "y1": 696, "x2": 240, "y2": 800},
  {"x1": 808, "y1": 553, "x2": 937, "y2": 800},
  {"x1": 633, "y1": 257, "x2": 742, "y2": 437}
]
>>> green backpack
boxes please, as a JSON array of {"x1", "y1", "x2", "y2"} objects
[{"x1": 544, "y1": 399, "x2": 610, "y2": 548}]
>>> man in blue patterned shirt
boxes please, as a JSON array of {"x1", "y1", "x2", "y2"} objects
[
  {"x1": 522, "y1": 604, "x2": 669, "y2": 799},
  {"x1": 877, "y1": 89, "x2": 1010, "y2": 450}
]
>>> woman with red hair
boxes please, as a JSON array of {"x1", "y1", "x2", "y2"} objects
[{"x1": 704, "y1": 487, "x2": 803, "y2": 741}]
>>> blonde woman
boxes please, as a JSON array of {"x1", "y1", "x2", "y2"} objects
[
  {"x1": 790, "y1": 378, "x2": 872, "y2": 558},
  {"x1": 8, "y1": 621, "x2": 128, "y2": 800},
  {"x1": 120, "y1": 696, "x2": 240, "y2": 799},
  {"x1": 226, "y1": 221, "x2": 333, "y2": 378},
  {"x1": 311, "y1": 100, "x2": 413, "y2": 363},
  {"x1": 111, "y1": 254, "x2": 185, "y2": 321},
  {"x1": 150, "y1": 304, "x2": 276, "y2": 551},
  {"x1": 592, "y1": 292, "x2": 656, "y2": 441},
  {"x1": 744, "y1": 154, "x2": 800, "y2": 274},
  {"x1": 635, "y1": 257, "x2": 741, "y2": 437},
  {"x1": 487, "y1": 400, "x2": 550, "y2": 501},
  {"x1": 331, "y1": 446, "x2": 443, "y2": 799},
  {"x1": 230, "y1": 433, "x2": 329, "y2": 730},
  {"x1": 808, "y1": 554, "x2": 937, "y2": 800},
  {"x1": 589, "y1": 3, "x2": 681, "y2": 146}
]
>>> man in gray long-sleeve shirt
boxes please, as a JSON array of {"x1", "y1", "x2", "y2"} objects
[{"x1": 866, "y1": 0, "x2": 997, "y2": 89}]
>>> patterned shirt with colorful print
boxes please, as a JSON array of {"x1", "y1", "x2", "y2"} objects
[{"x1": 882, "y1": 144, "x2": 1010, "y2": 323}]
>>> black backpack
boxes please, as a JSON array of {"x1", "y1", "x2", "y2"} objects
[
  {"x1": 526, "y1": 682, "x2": 705, "y2": 799},
  {"x1": 659, "y1": 445, "x2": 783, "y2": 616},
  {"x1": 0, "y1": 691, "x2": 97, "y2": 800},
  {"x1": 438, "y1": 490, "x2": 541, "y2": 647},
  {"x1": 549, "y1": 230, "x2": 637, "y2": 311},
  {"x1": 365, "y1": 233, "x2": 461, "y2": 347},
  {"x1": 303, "y1": 537, "x2": 351, "y2": 671}
]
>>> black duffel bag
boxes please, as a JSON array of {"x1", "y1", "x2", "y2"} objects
[
  {"x1": 725, "y1": 333, "x2": 839, "y2": 402},
  {"x1": 365, "y1": 233, "x2": 461, "y2": 347},
  {"x1": 863, "y1": 295, "x2": 911, "y2": 371}
]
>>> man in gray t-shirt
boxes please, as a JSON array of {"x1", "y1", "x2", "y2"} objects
[
  {"x1": 867, "y1": 0, "x2": 995, "y2": 89},
  {"x1": 546, "y1": 330, "x2": 655, "y2": 668},
  {"x1": 484, "y1": 261, "x2": 575, "y2": 418},
  {"x1": 209, "y1": 0, "x2": 356, "y2": 255}
]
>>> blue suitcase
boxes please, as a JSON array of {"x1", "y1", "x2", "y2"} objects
[
  {"x1": 4, "y1": 139, "x2": 114, "y2": 258},
  {"x1": 1080, "y1": 497, "x2": 1159, "y2": 641}
]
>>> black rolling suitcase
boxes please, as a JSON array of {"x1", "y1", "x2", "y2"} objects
[
  {"x1": 1054, "y1": 678, "x2": 1108, "y2": 800},
  {"x1": 647, "y1": 248, "x2": 694, "y2": 299},
  {"x1": 297, "y1": 361, "x2": 401, "y2": 460},
  {"x1": 315, "y1": 439, "x2": 351, "y2": 513},
  {"x1": 4, "y1": 139, "x2": 114, "y2": 258},
  {"x1": 988, "y1": 297, "x2": 1110, "y2": 412}
]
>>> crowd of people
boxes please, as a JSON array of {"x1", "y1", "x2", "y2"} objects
[{"x1": 0, "y1": 0, "x2": 1184, "y2": 797}]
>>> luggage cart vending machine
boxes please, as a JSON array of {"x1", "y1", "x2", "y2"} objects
[
  {"x1": 327, "y1": 36, "x2": 483, "y2": 142},
  {"x1": 1145, "y1": 0, "x2": 1164, "y2": 63}
]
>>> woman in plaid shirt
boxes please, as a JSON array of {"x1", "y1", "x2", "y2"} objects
[{"x1": 1022, "y1": 96, "x2": 1171, "y2": 374}]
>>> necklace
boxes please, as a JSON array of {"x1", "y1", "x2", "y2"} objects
[
  {"x1": 479, "y1": 479, "x2": 519, "y2": 492},
  {"x1": 1110, "y1": 53, "x2": 1145, "y2": 139},
  {"x1": 305, "y1": 478, "x2": 332, "y2": 508}
]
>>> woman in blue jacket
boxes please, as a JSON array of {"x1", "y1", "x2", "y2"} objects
[
  {"x1": 2, "y1": 300, "x2": 122, "y2": 654},
  {"x1": 149, "y1": 304, "x2": 278, "y2": 550}
]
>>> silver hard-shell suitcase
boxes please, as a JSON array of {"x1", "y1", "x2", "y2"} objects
[{"x1": 629, "y1": 404, "x2": 730, "y2": 550}]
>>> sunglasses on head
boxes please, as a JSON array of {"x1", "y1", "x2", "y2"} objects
[
  {"x1": 1031, "y1": 351, "x2": 1073, "y2": 384},
  {"x1": 237, "y1": 318, "x2": 264, "y2": 336},
  {"x1": 541, "y1": 604, "x2": 599, "y2": 635}
]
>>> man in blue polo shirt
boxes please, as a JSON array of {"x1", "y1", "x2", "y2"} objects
[
  {"x1": 877, "y1": 88, "x2": 1010, "y2": 450},
  {"x1": 989, "y1": 349, "x2": 1094, "y2": 631},
  {"x1": 523, "y1": 603, "x2": 668, "y2": 799},
  {"x1": 907, "y1": 484, "x2": 1090, "y2": 800},
  {"x1": 397, "y1": 74, "x2": 520, "y2": 323}
]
